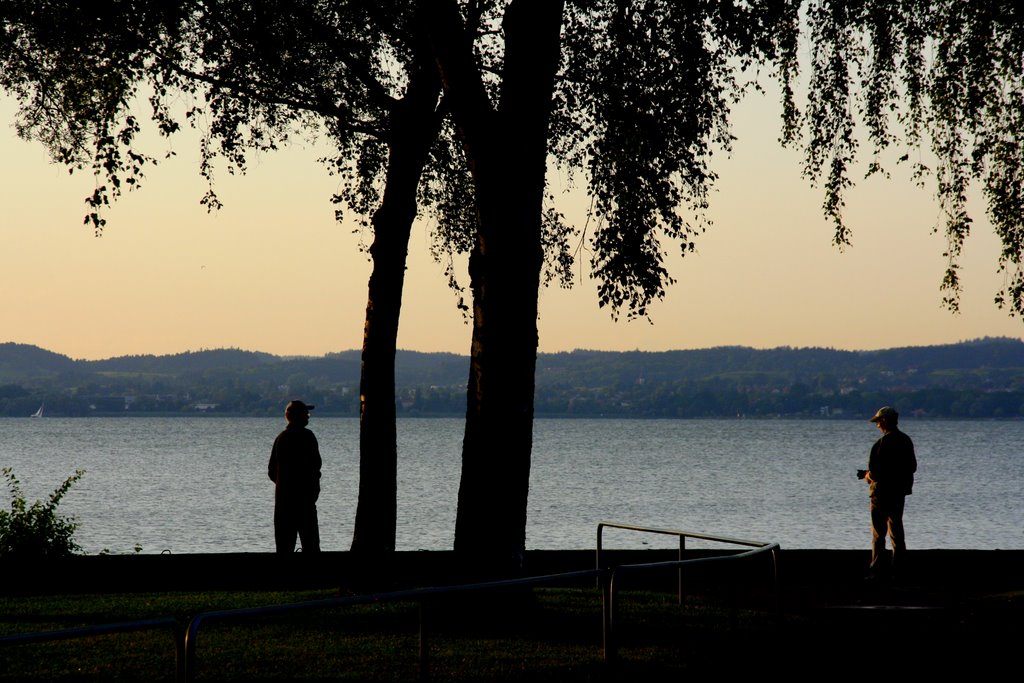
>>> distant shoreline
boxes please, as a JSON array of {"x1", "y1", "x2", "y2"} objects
[
  {"x1": 8, "y1": 413, "x2": 1024, "y2": 421},
  {"x1": 6, "y1": 340, "x2": 1024, "y2": 420}
]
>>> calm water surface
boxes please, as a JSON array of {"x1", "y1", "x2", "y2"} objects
[{"x1": 1, "y1": 417, "x2": 1021, "y2": 553}]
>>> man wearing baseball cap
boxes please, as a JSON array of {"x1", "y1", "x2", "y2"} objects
[
  {"x1": 861, "y1": 406, "x2": 917, "y2": 579},
  {"x1": 268, "y1": 400, "x2": 322, "y2": 553}
]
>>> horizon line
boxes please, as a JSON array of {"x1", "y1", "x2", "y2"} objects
[{"x1": 4, "y1": 335, "x2": 1022, "y2": 363}]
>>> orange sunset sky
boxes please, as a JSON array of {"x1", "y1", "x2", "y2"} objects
[{"x1": 2, "y1": 83, "x2": 1021, "y2": 361}]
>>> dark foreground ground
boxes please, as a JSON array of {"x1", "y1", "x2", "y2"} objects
[
  {"x1": 2, "y1": 548, "x2": 1022, "y2": 679},
  {"x1": 5, "y1": 547, "x2": 1020, "y2": 600}
]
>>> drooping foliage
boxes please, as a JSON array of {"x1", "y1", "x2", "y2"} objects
[
  {"x1": 0, "y1": 1, "x2": 462, "y2": 240},
  {"x1": 557, "y1": 0, "x2": 800, "y2": 318},
  {"x1": 789, "y1": 0, "x2": 1024, "y2": 315},
  {"x1": 0, "y1": 1, "x2": 176, "y2": 232},
  {"x1": 5, "y1": 1, "x2": 1019, "y2": 319}
]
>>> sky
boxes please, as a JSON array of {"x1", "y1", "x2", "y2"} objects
[{"x1": 2, "y1": 85, "x2": 1022, "y2": 361}]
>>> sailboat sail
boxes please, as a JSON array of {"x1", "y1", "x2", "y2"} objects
[{"x1": 30, "y1": 404, "x2": 44, "y2": 418}]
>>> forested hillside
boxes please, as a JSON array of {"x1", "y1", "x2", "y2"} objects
[{"x1": 1, "y1": 338, "x2": 1022, "y2": 418}]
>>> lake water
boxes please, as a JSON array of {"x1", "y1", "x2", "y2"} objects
[{"x1": 1, "y1": 418, "x2": 1021, "y2": 554}]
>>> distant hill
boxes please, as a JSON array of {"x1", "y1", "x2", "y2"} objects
[
  {"x1": 536, "y1": 338, "x2": 1024, "y2": 388},
  {"x1": 85, "y1": 348, "x2": 278, "y2": 374},
  {"x1": 1, "y1": 338, "x2": 1022, "y2": 417},
  {"x1": 0, "y1": 343, "x2": 78, "y2": 381}
]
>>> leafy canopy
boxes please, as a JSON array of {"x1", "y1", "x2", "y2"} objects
[
  {"x1": 557, "y1": 0, "x2": 799, "y2": 318},
  {"x1": 2, "y1": 1, "x2": 1022, "y2": 316},
  {"x1": 789, "y1": 0, "x2": 1024, "y2": 314}
]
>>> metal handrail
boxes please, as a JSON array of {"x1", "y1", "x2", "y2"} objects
[
  {"x1": 598, "y1": 520, "x2": 772, "y2": 551},
  {"x1": 0, "y1": 617, "x2": 185, "y2": 681},
  {"x1": 595, "y1": 521, "x2": 780, "y2": 661},
  {"x1": 183, "y1": 568, "x2": 605, "y2": 683},
  {"x1": 597, "y1": 520, "x2": 772, "y2": 579},
  {"x1": 596, "y1": 520, "x2": 777, "y2": 604},
  {"x1": 606, "y1": 545, "x2": 781, "y2": 650}
]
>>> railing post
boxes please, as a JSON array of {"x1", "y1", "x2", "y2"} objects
[
  {"x1": 174, "y1": 622, "x2": 186, "y2": 683},
  {"x1": 419, "y1": 601, "x2": 429, "y2": 683},
  {"x1": 183, "y1": 615, "x2": 202, "y2": 683},
  {"x1": 603, "y1": 569, "x2": 617, "y2": 665},
  {"x1": 677, "y1": 534, "x2": 686, "y2": 607},
  {"x1": 771, "y1": 546, "x2": 782, "y2": 625},
  {"x1": 729, "y1": 567, "x2": 738, "y2": 630}
]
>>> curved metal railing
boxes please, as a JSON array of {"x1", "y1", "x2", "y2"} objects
[{"x1": 596, "y1": 521, "x2": 781, "y2": 660}]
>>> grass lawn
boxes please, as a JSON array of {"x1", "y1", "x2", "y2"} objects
[
  {"x1": 2, "y1": 578, "x2": 1020, "y2": 681},
  {"x1": 0, "y1": 586, "x2": 787, "y2": 681}
]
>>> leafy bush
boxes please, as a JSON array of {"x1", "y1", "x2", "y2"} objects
[{"x1": 0, "y1": 467, "x2": 85, "y2": 558}]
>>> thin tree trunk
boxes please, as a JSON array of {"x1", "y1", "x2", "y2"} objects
[{"x1": 351, "y1": 58, "x2": 442, "y2": 554}]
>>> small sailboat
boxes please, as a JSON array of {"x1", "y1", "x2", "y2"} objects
[{"x1": 30, "y1": 403, "x2": 44, "y2": 418}]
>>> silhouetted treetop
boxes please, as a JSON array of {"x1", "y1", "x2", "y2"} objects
[
  {"x1": 786, "y1": 0, "x2": 1024, "y2": 315},
  {"x1": 555, "y1": 0, "x2": 799, "y2": 318},
  {"x1": 4, "y1": 2, "x2": 1022, "y2": 316}
]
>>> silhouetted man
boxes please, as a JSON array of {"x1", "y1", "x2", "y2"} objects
[
  {"x1": 268, "y1": 400, "x2": 322, "y2": 553},
  {"x1": 861, "y1": 406, "x2": 917, "y2": 578}
]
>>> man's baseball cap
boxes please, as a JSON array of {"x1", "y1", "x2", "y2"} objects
[
  {"x1": 286, "y1": 400, "x2": 315, "y2": 413},
  {"x1": 869, "y1": 406, "x2": 897, "y2": 422}
]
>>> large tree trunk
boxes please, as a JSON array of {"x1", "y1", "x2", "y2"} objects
[
  {"x1": 428, "y1": 0, "x2": 565, "y2": 574},
  {"x1": 350, "y1": 59, "x2": 442, "y2": 554}
]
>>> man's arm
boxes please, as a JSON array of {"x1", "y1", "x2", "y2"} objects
[
  {"x1": 312, "y1": 433, "x2": 322, "y2": 479},
  {"x1": 865, "y1": 439, "x2": 880, "y2": 485},
  {"x1": 268, "y1": 436, "x2": 279, "y2": 483}
]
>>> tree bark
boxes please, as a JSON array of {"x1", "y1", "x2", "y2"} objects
[
  {"x1": 350, "y1": 56, "x2": 442, "y2": 554},
  {"x1": 427, "y1": 0, "x2": 565, "y2": 574}
]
